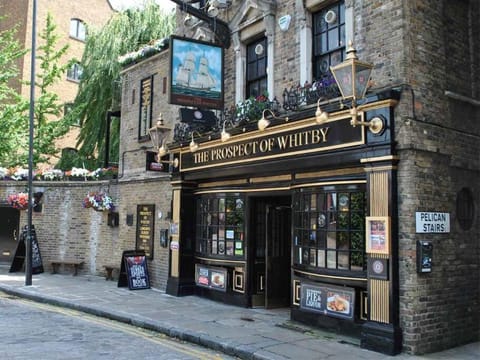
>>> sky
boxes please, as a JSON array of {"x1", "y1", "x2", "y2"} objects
[{"x1": 109, "y1": 0, "x2": 176, "y2": 12}]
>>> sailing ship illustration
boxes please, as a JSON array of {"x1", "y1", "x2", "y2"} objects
[{"x1": 175, "y1": 52, "x2": 216, "y2": 90}]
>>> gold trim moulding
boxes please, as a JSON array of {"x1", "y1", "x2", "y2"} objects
[
  {"x1": 195, "y1": 256, "x2": 246, "y2": 265},
  {"x1": 194, "y1": 180, "x2": 367, "y2": 194},
  {"x1": 290, "y1": 180, "x2": 366, "y2": 189},
  {"x1": 194, "y1": 186, "x2": 291, "y2": 195},
  {"x1": 364, "y1": 165, "x2": 397, "y2": 172},
  {"x1": 295, "y1": 167, "x2": 364, "y2": 180},
  {"x1": 358, "y1": 99, "x2": 398, "y2": 112},
  {"x1": 249, "y1": 174, "x2": 292, "y2": 183},
  {"x1": 198, "y1": 179, "x2": 249, "y2": 188},
  {"x1": 360, "y1": 155, "x2": 400, "y2": 163},
  {"x1": 294, "y1": 269, "x2": 367, "y2": 282}
]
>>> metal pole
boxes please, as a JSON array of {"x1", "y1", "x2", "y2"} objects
[{"x1": 26, "y1": 0, "x2": 37, "y2": 286}]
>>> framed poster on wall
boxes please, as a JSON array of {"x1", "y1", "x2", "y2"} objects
[
  {"x1": 169, "y1": 35, "x2": 224, "y2": 110},
  {"x1": 366, "y1": 216, "x2": 390, "y2": 254}
]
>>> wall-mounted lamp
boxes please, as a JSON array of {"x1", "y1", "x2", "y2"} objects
[
  {"x1": 315, "y1": 99, "x2": 329, "y2": 124},
  {"x1": 189, "y1": 131, "x2": 202, "y2": 152},
  {"x1": 329, "y1": 41, "x2": 384, "y2": 134},
  {"x1": 184, "y1": 14, "x2": 195, "y2": 27},
  {"x1": 148, "y1": 113, "x2": 171, "y2": 158},
  {"x1": 220, "y1": 121, "x2": 231, "y2": 142},
  {"x1": 148, "y1": 113, "x2": 179, "y2": 168},
  {"x1": 257, "y1": 109, "x2": 289, "y2": 131}
]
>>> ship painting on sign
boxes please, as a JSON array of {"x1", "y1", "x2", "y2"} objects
[
  {"x1": 170, "y1": 36, "x2": 223, "y2": 107},
  {"x1": 176, "y1": 52, "x2": 216, "y2": 90}
]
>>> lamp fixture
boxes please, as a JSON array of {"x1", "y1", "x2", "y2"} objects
[
  {"x1": 220, "y1": 121, "x2": 231, "y2": 142},
  {"x1": 315, "y1": 99, "x2": 329, "y2": 124},
  {"x1": 257, "y1": 109, "x2": 289, "y2": 131},
  {"x1": 207, "y1": 3, "x2": 219, "y2": 17},
  {"x1": 328, "y1": 41, "x2": 384, "y2": 134},
  {"x1": 148, "y1": 113, "x2": 171, "y2": 158},
  {"x1": 184, "y1": 14, "x2": 195, "y2": 27},
  {"x1": 189, "y1": 131, "x2": 201, "y2": 152}
]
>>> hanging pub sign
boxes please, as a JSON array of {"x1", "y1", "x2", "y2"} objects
[
  {"x1": 195, "y1": 264, "x2": 227, "y2": 292},
  {"x1": 300, "y1": 283, "x2": 355, "y2": 320},
  {"x1": 169, "y1": 35, "x2": 224, "y2": 110},
  {"x1": 136, "y1": 204, "x2": 155, "y2": 259}
]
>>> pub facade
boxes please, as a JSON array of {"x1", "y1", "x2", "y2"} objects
[{"x1": 118, "y1": 0, "x2": 479, "y2": 356}]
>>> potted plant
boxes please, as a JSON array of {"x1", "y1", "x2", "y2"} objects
[
  {"x1": 7, "y1": 192, "x2": 30, "y2": 210},
  {"x1": 82, "y1": 192, "x2": 114, "y2": 212}
]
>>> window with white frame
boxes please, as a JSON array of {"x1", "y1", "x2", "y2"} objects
[
  {"x1": 70, "y1": 18, "x2": 86, "y2": 41},
  {"x1": 246, "y1": 37, "x2": 268, "y2": 99},
  {"x1": 312, "y1": 1, "x2": 346, "y2": 82},
  {"x1": 67, "y1": 63, "x2": 83, "y2": 82}
]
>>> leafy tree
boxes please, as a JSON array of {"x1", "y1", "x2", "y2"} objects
[
  {"x1": 0, "y1": 20, "x2": 28, "y2": 166},
  {"x1": 28, "y1": 13, "x2": 75, "y2": 165},
  {"x1": 71, "y1": 2, "x2": 175, "y2": 166},
  {"x1": 1, "y1": 13, "x2": 74, "y2": 167}
]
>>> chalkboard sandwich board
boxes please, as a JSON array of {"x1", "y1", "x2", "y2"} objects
[
  {"x1": 117, "y1": 250, "x2": 150, "y2": 290},
  {"x1": 9, "y1": 225, "x2": 44, "y2": 274}
]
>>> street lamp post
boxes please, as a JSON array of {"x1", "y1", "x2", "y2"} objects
[{"x1": 26, "y1": 0, "x2": 37, "y2": 286}]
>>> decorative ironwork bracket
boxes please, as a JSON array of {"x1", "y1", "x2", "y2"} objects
[{"x1": 169, "y1": 0, "x2": 231, "y2": 49}]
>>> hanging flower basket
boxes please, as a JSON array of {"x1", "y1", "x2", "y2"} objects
[
  {"x1": 7, "y1": 192, "x2": 29, "y2": 210},
  {"x1": 82, "y1": 192, "x2": 114, "y2": 212}
]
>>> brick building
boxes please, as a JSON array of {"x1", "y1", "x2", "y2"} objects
[
  {"x1": 0, "y1": 0, "x2": 115, "y2": 163},
  {"x1": 0, "y1": 0, "x2": 477, "y2": 357},
  {"x1": 115, "y1": 0, "x2": 478, "y2": 355}
]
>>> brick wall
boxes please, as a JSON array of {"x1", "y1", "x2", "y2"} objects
[
  {"x1": 395, "y1": 0, "x2": 480, "y2": 354},
  {"x1": 1, "y1": 181, "x2": 118, "y2": 275}
]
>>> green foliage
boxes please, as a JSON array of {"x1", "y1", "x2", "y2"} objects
[
  {"x1": 55, "y1": 148, "x2": 97, "y2": 171},
  {"x1": 29, "y1": 13, "x2": 74, "y2": 165},
  {"x1": 72, "y1": 2, "x2": 175, "y2": 163},
  {"x1": 0, "y1": 13, "x2": 74, "y2": 167},
  {"x1": 0, "y1": 19, "x2": 28, "y2": 166}
]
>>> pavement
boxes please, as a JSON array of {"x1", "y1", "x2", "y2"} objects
[{"x1": 0, "y1": 265, "x2": 478, "y2": 360}]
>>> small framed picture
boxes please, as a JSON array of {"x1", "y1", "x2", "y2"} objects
[{"x1": 366, "y1": 216, "x2": 390, "y2": 254}]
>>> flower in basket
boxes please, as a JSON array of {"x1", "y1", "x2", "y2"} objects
[
  {"x1": 7, "y1": 192, "x2": 30, "y2": 210},
  {"x1": 11, "y1": 167, "x2": 29, "y2": 181},
  {"x1": 82, "y1": 192, "x2": 114, "y2": 212},
  {"x1": 42, "y1": 169, "x2": 64, "y2": 181},
  {"x1": 0, "y1": 167, "x2": 9, "y2": 179},
  {"x1": 70, "y1": 167, "x2": 90, "y2": 179}
]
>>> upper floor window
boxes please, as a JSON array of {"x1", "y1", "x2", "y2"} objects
[
  {"x1": 312, "y1": 1, "x2": 346, "y2": 81},
  {"x1": 139, "y1": 76, "x2": 153, "y2": 140},
  {"x1": 67, "y1": 63, "x2": 83, "y2": 82},
  {"x1": 246, "y1": 37, "x2": 267, "y2": 99},
  {"x1": 70, "y1": 18, "x2": 86, "y2": 41},
  {"x1": 293, "y1": 184, "x2": 366, "y2": 273}
]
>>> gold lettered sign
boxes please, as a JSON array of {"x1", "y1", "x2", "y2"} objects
[
  {"x1": 180, "y1": 117, "x2": 364, "y2": 171},
  {"x1": 136, "y1": 204, "x2": 155, "y2": 259}
]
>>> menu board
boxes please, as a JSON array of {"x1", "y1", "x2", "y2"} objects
[
  {"x1": 195, "y1": 264, "x2": 227, "y2": 292},
  {"x1": 136, "y1": 205, "x2": 155, "y2": 259},
  {"x1": 9, "y1": 225, "x2": 44, "y2": 274},
  {"x1": 300, "y1": 283, "x2": 355, "y2": 320},
  {"x1": 125, "y1": 252, "x2": 150, "y2": 290}
]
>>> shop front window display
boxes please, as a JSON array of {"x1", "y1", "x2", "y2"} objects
[
  {"x1": 196, "y1": 194, "x2": 245, "y2": 258},
  {"x1": 293, "y1": 186, "x2": 366, "y2": 272}
]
